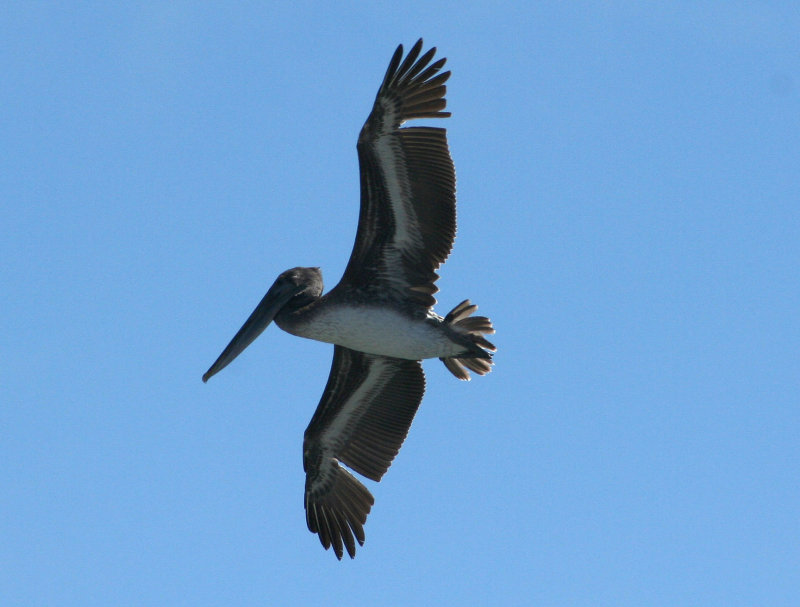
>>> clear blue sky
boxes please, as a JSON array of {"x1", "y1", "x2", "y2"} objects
[{"x1": 2, "y1": 3, "x2": 798, "y2": 606}]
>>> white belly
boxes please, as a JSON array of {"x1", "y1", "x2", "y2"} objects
[{"x1": 284, "y1": 306, "x2": 461, "y2": 360}]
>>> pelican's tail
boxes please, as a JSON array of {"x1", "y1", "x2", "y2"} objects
[{"x1": 440, "y1": 299, "x2": 496, "y2": 380}]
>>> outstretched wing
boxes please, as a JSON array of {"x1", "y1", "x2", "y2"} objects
[
  {"x1": 303, "y1": 346, "x2": 425, "y2": 559},
  {"x1": 336, "y1": 39, "x2": 456, "y2": 309}
]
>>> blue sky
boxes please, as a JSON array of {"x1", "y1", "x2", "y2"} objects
[{"x1": 2, "y1": 2, "x2": 799, "y2": 605}]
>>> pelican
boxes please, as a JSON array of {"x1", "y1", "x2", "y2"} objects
[{"x1": 203, "y1": 39, "x2": 495, "y2": 559}]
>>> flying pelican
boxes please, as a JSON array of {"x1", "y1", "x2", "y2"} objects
[{"x1": 203, "y1": 39, "x2": 496, "y2": 559}]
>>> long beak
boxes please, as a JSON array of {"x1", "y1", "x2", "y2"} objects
[{"x1": 202, "y1": 281, "x2": 302, "y2": 382}]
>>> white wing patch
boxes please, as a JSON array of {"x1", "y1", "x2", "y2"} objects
[
  {"x1": 315, "y1": 357, "x2": 392, "y2": 460},
  {"x1": 374, "y1": 132, "x2": 424, "y2": 256}
]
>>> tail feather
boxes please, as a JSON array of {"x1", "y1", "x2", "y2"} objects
[
  {"x1": 456, "y1": 317, "x2": 494, "y2": 333},
  {"x1": 440, "y1": 299, "x2": 496, "y2": 380}
]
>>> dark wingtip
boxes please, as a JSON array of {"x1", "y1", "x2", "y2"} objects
[
  {"x1": 306, "y1": 466, "x2": 374, "y2": 560},
  {"x1": 372, "y1": 39, "x2": 450, "y2": 125}
]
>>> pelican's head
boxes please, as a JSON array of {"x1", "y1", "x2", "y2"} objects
[{"x1": 202, "y1": 266, "x2": 323, "y2": 382}]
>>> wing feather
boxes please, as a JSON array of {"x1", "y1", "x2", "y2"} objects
[
  {"x1": 335, "y1": 39, "x2": 456, "y2": 309},
  {"x1": 303, "y1": 346, "x2": 425, "y2": 558}
]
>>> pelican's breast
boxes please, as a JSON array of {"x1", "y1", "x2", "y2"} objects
[{"x1": 281, "y1": 305, "x2": 462, "y2": 360}]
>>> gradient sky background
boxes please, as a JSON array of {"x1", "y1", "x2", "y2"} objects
[{"x1": 2, "y1": 3, "x2": 799, "y2": 606}]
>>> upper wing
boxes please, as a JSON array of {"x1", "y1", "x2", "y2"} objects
[
  {"x1": 336, "y1": 39, "x2": 456, "y2": 309},
  {"x1": 303, "y1": 345, "x2": 425, "y2": 559}
]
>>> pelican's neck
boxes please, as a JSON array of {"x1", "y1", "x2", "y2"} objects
[{"x1": 274, "y1": 294, "x2": 323, "y2": 335}]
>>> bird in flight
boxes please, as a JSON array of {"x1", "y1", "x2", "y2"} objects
[{"x1": 203, "y1": 39, "x2": 496, "y2": 559}]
